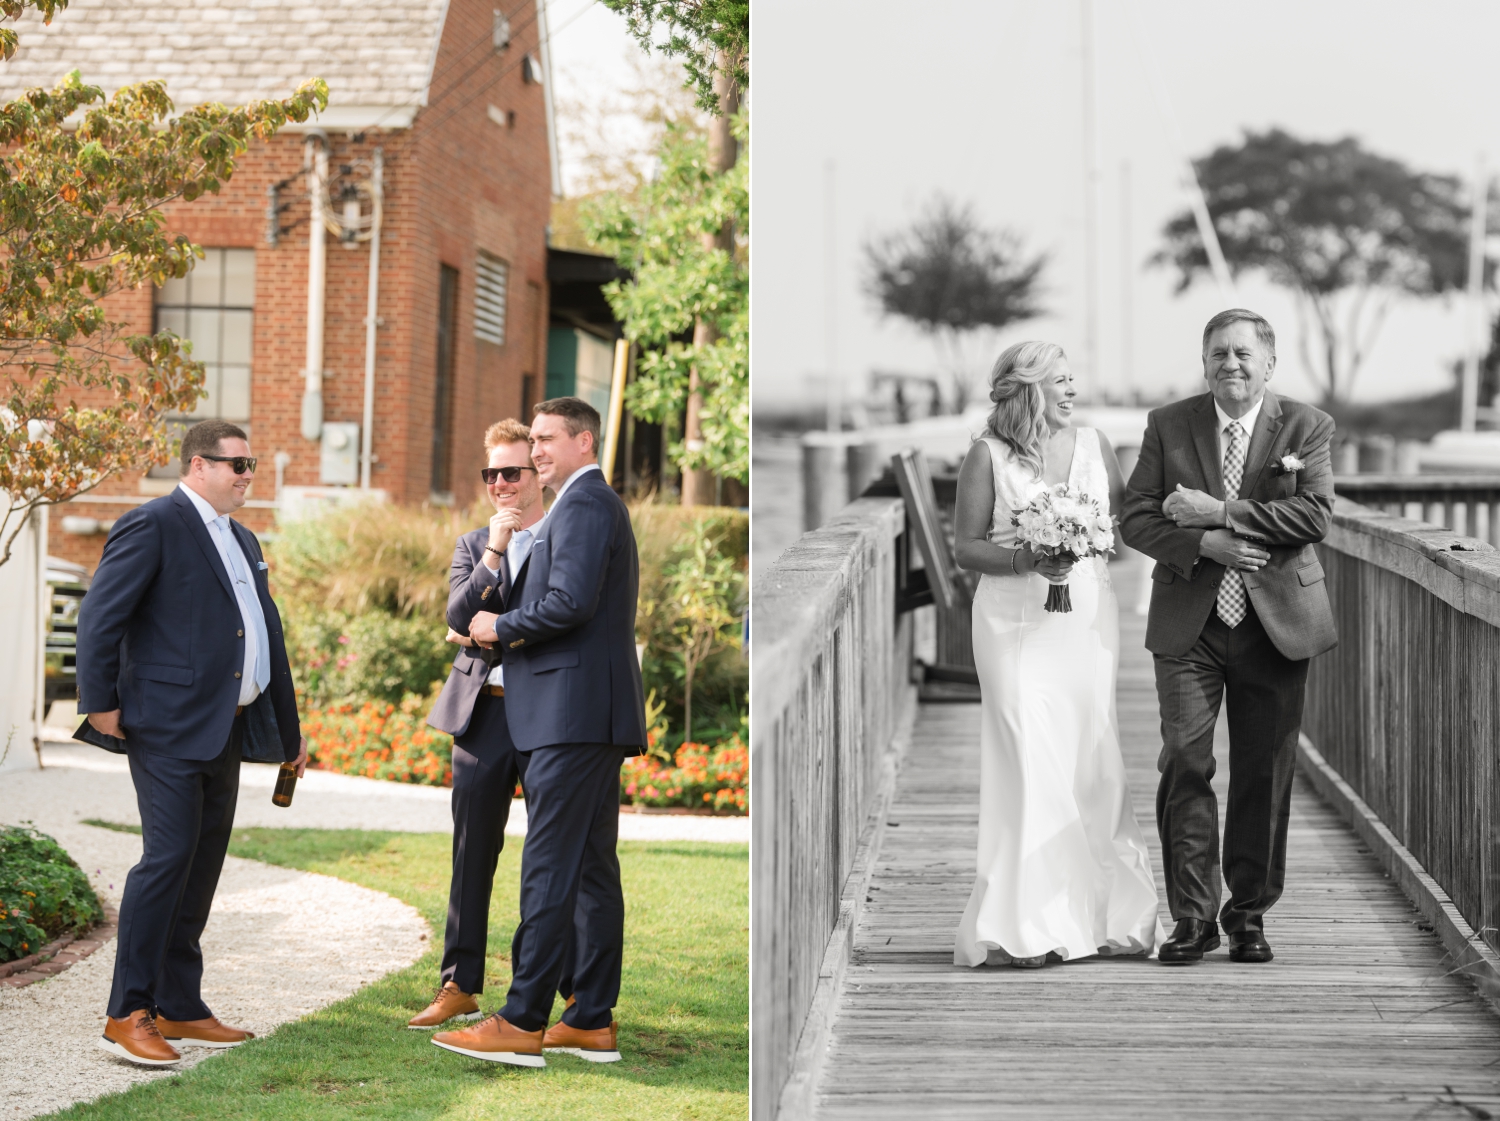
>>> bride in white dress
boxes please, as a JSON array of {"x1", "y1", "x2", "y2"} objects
[{"x1": 953, "y1": 341, "x2": 1166, "y2": 968}]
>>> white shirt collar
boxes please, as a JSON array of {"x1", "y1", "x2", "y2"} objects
[
  {"x1": 551, "y1": 462, "x2": 602, "y2": 504},
  {"x1": 177, "y1": 481, "x2": 224, "y2": 525},
  {"x1": 1214, "y1": 394, "x2": 1265, "y2": 442}
]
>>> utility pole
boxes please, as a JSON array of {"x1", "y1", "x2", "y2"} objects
[
  {"x1": 682, "y1": 52, "x2": 739, "y2": 507},
  {"x1": 1462, "y1": 152, "x2": 1487, "y2": 434},
  {"x1": 1080, "y1": 0, "x2": 1103, "y2": 395},
  {"x1": 1120, "y1": 158, "x2": 1133, "y2": 402},
  {"x1": 824, "y1": 159, "x2": 840, "y2": 433}
]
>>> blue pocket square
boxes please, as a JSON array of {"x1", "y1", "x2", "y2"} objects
[{"x1": 257, "y1": 561, "x2": 269, "y2": 571}]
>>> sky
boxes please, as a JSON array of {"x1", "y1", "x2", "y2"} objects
[{"x1": 751, "y1": 0, "x2": 1500, "y2": 414}]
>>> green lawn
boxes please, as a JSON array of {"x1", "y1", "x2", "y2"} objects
[{"x1": 51, "y1": 827, "x2": 748, "y2": 1121}]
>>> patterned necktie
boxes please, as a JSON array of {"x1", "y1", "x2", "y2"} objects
[
  {"x1": 216, "y1": 516, "x2": 272, "y2": 691},
  {"x1": 1216, "y1": 421, "x2": 1248, "y2": 628}
]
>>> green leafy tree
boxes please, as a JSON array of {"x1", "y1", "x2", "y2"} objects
[
  {"x1": 1156, "y1": 128, "x2": 1474, "y2": 404},
  {"x1": 599, "y1": 0, "x2": 747, "y2": 114},
  {"x1": 660, "y1": 525, "x2": 742, "y2": 742},
  {"x1": 864, "y1": 195, "x2": 1047, "y2": 412},
  {"x1": 0, "y1": 0, "x2": 327, "y2": 565},
  {"x1": 585, "y1": 113, "x2": 747, "y2": 484}
]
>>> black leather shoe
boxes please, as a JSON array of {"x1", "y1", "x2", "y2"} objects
[
  {"x1": 1227, "y1": 930, "x2": 1273, "y2": 963},
  {"x1": 1158, "y1": 918, "x2": 1220, "y2": 964}
]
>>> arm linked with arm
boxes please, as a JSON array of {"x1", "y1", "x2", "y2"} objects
[
  {"x1": 1223, "y1": 413, "x2": 1335, "y2": 547},
  {"x1": 445, "y1": 536, "x2": 500, "y2": 634},
  {"x1": 74, "y1": 510, "x2": 161, "y2": 713},
  {"x1": 491, "y1": 493, "x2": 611, "y2": 649},
  {"x1": 1120, "y1": 412, "x2": 1207, "y2": 578}
]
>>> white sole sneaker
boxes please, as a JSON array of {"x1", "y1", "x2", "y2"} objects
[
  {"x1": 163, "y1": 1036, "x2": 248, "y2": 1049},
  {"x1": 548, "y1": 1047, "x2": 622, "y2": 1063},
  {"x1": 406, "y1": 1010, "x2": 483, "y2": 1031},
  {"x1": 430, "y1": 1038, "x2": 545, "y2": 1067},
  {"x1": 96, "y1": 1036, "x2": 181, "y2": 1066}
]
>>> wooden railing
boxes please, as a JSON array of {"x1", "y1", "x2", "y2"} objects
[
  {"x1": 1333, "y1": 475, "x2": 1500, "y2": 546},
  {"x1": 1305, "y1": 498, "x2": 1500, "y2": 961},
  {"x1": 751, "y1": 497, "x2": 918, "y2": 1119}
]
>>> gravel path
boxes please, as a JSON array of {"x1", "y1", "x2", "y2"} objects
[
  {"x1": 0, "y1": 821, "x2": 427, "y2": 1120},
  {"x1": 26, "y1": 741, "x2": 751, "y2": 843}
]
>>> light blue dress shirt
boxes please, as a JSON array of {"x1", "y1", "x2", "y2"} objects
[{"x1": 178, "y1": 483, "x2": 271, "y2": 705}]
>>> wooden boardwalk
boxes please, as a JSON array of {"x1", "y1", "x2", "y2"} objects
[{"x1": 814, "y1": 609, "x2": 1500, "y2": 1120}]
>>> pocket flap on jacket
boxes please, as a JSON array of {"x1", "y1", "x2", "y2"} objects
[
  {"x1": 451, "y1": 655, "x2": 476, "y2": 676},
  {"x1": 529, "y1": 649, "x2": 580, "y2": 673},
  {"x1": 1151, "y1": 565, "x2": 1175, "y2": 584},
  {"x1": 136, "y1": 663, "x2": 194, "y2": 686},
  {"x1": 1298, "y1": 561, "x2": 1326, "y2": 586}
]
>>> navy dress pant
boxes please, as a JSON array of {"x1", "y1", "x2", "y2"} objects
[
  {"x1": 442, "y1": 691, "x2": 523, "y2": 995},
  {"x1": 1153, "y1": 601, "x2": 1308, "y2": 935},
  {"x1": 499, "y1": 744, "x2": 624, "y2": 1032},
  {"x1": 107, "y1": 719, "x2": 242, "y2": 1020}
]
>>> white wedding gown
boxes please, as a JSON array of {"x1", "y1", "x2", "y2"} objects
[{"x1": 954, "y1": 428, "x2": 1167, "y2": 966}]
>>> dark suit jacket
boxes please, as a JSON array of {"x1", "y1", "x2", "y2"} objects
[
  {"x1": 491, "y1": 469, "x2": 647, "y2": 752},
  {"x1": 75, "y1": 488, "x2": 300, "y2": 762},
  {"x1": 1121, "y1": 390, "x2": 1338, "y2": 662},
  {"x1": 428, "y1": 525, "x2": 513, "y2": 738}
]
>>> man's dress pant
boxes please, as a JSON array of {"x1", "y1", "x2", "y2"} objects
[
  {"x1": 442, "y1": 691, "x2": 522, "y2": 995},
  {"x1": 107, "y1": 718, "x2": 242, "y2": 1020},
  {"x1": 499, "y1": 744, "x2": 624, "y2": 1032}
]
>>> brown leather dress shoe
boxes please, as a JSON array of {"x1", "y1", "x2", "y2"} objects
[
  {"x1": 97, "y1": 1010, "x2": 182, "y2": 1066},
  {"x1": 407, "y1": 982, "x2": 483, "y2": 1030},
  {"x1": 543, "y1": 1018, "x2": 621, "y2": 1063},
  {"x1": 432, "y1": 1013, "x2": 545, "y2": 1067},
  {"x1": 155, "y1": 1014, "x2": 256, "y2": 1049}
]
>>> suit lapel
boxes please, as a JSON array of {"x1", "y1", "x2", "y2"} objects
[
  {"x1": 172, "y1": 489, "x2": 236, "y2": 604},
  {"x1": 1189, "y1": 396, "x2": 1226, "y2": 501},
  {"x1": 1240, "y1": 391, "x2": 1285, "y2": 498}
]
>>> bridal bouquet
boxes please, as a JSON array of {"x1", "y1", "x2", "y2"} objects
[{"x1": 1011, "y1": 484, "x2": 1118, "y2": 613}]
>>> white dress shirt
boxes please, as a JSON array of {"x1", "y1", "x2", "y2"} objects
[
  {"x1": 483, "y1": 518, "x2": 541, "y2": 687},
  {"x1": 1213, "y1": 395, "x2": 1265, "y2": 484},
  {"x1": 551, "y1": 461, "x2": 602, "y2": 504},
  {"x1": 178, "y1": 482, "x2": 268, "y2": 705}
]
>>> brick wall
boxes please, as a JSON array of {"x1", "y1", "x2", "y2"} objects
[{"x1": 46, "y1": 0, "x2": 552, "y2": 571}]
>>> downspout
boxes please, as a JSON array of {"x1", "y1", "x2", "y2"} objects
[
  {"x1": 360, "y1": 148, "x2": 384, "y2": 490},
  {"x1": 301, "y1": 130, "x2": 329, "y2": 440},
  {"x1": 32, "y1": 503, "x2": 47, "y2": 768},
  {"x1": 536, "y1": 0, "x2": 562, "y2": 198}
]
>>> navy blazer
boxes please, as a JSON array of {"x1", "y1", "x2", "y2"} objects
[
  {"x1": 427, "y1": 525, "x2": 510, "y2": 738},
  {"x1": 75, "y1": 488, "x2": 301, "y2": 762},
  {"x1": 490, "y1": 470, "x2": 647, "y2": 752}
]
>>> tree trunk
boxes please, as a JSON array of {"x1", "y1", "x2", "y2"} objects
[{"x1": 682, "y1": 53, "x2": 740, "y2": 508}]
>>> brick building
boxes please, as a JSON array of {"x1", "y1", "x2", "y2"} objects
[{"x1": 1, "y1": 0, "x2": 558, "y2": 569}]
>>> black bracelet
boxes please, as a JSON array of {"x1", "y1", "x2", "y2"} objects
[{"x1": 485, "y1": 545, "x2": 504, "y2": 557}]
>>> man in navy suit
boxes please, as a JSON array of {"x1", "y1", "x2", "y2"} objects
[
  {"x1": 407, "y1": 418, "x2": 545, "y2": 1030},
  {"x1": 432, "y1": 397, "x2": 646, "y2": 1068},
  {"x1": 76, "y1": 419, "x2": 305, "y2": 1066}
]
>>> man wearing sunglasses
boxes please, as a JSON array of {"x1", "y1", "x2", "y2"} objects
[
  {"x1": 417, "y1": 418, "x2": 546, "y2": 1032},
  {"x1": 76, "y1": 419, "x2": 305, "y2": 1066}
]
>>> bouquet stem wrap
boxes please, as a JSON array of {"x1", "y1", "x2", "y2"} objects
[{"x1": 1044, "y1": 567, "x2": 1074, "y2": 613}]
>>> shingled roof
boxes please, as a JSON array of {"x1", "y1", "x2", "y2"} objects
[{"x1": 0, "y1": 0, "x2": 452, "y2": 128}]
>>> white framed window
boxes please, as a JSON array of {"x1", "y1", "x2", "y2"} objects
[
  {"x1": 475, "y1": 251, "x2": 509, "y2": 346},
  {"x1": 155, "y1": 247, "x2": 256, "y2": 422}
]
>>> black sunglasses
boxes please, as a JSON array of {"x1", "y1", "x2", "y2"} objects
[
  {"x1": 481, "y1": 465, "x2": 538, "y2": 484},
  {"x1": 199, "y1": 454, "x2": 258, "y2": 475}
]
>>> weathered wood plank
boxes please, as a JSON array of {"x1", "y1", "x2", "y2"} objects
[{"x1": 811, "y1": 606, "x2": 1500, "y2": 1119}]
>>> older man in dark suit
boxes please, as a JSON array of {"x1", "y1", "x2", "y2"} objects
[
  {"x1": 432, "y1": 396, "x2": 646, "y2": 1069},
  {"x1": 407, "y1": 418, "x2": 545, "y2": 1030},
  {"x1": 1122, "y1": 308, "x2": 1337, "y2": 967},
  {"x1": 76, "y1": 419, "x2": 305, "y2": 1066}
]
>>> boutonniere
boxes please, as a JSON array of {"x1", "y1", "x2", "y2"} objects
[{"x1": 1275, "y1": 453, "x2": 1305, "y2": 476}]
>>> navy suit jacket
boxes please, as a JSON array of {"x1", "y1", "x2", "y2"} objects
[
  {"x1": 427, "y1": 525, "x2": 511, "y2": 738},
  {"x1": 490, "y1": 470, "x2": 647, "y2": 752},
  {"x1": 75, "y1": 488, "x2": 301, "y2": 762}
]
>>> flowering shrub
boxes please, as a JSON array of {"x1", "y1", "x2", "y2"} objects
[
  {"x1": 621, "y1": 737, "x2": 748, "y2": 814},
  {"x1": 303, "y1": 686, "x2": 455, "y2": 787},
  {"x1": 0, "y1": 825, "x2": 104, "y2": 964}
]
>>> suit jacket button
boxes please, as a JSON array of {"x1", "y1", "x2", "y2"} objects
[
  {"x1": 237, "y1": 629, "x2": 244, "y2": 637},
  {"x1": 481, "y1": 586, "x2": 492, "y2": 601},
  {"x1": 234, "y1": 672, "x2": 242, "y2": 679},
  {"x1": 510, "y1": 639, "x2": 523, "y2": 648}
]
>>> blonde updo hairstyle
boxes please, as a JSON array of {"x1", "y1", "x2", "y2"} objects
[{"x1": 984, "y1": 340, "x2": 1065, "y2": 478}]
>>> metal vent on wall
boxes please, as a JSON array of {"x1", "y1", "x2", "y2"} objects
[{"x1": 475, "y1": 252, "x2": 509, "y2": 346}]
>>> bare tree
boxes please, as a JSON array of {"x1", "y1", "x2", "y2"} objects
[{"x1": 864, "y1": 196, "x2": 1046, "y2": 411}]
